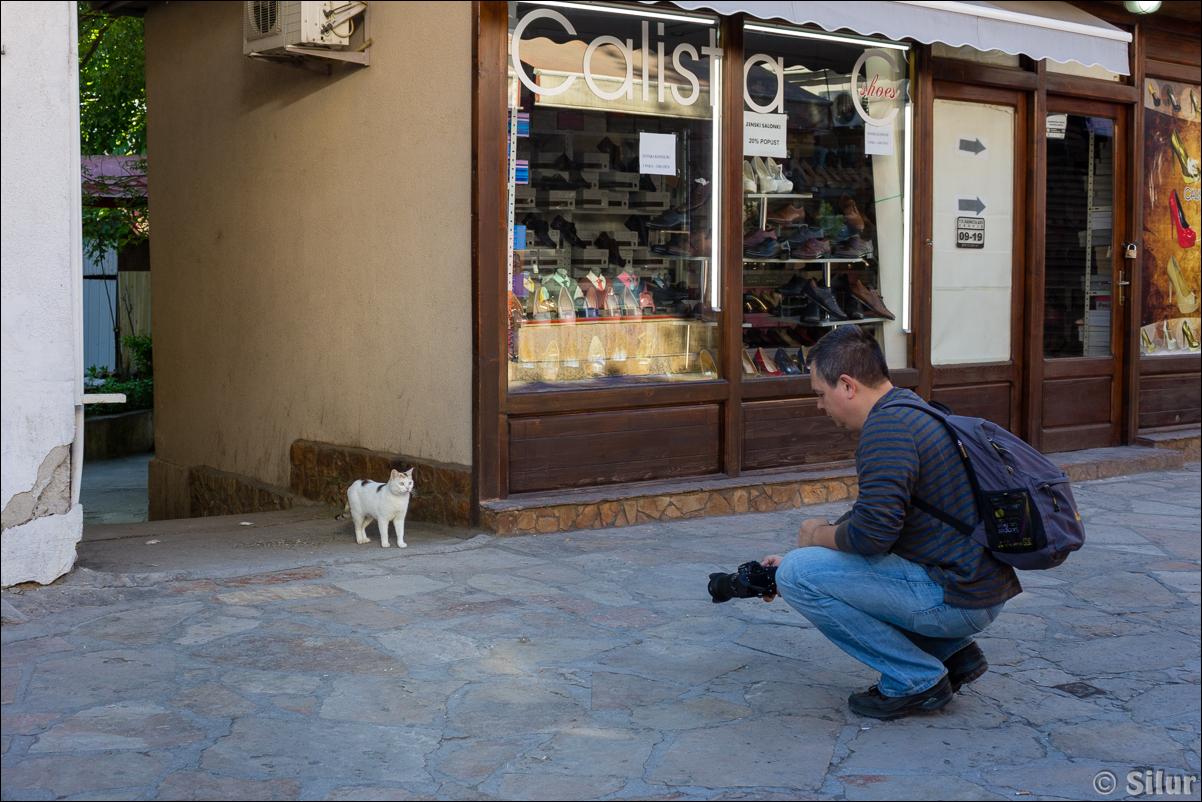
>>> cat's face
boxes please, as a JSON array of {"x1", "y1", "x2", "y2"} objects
[{"x1": 389, "y1": 468, "x2": 415, "y2": 494}]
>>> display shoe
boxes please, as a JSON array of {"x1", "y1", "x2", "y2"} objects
[
  {"x1": 794, "y1": 237, "x2": 832, "y2": 259},
  {"x1": 595, "y1": 232, "x2": 628, "y2": 267},
  {"x1": 1167, "y1": 254, "x2": 1199, "y2": 314},
  {"x1": 803, "y1": 279, "x2": 848, "y2": 320},
  {"x1": 741, "y1": 348, "x2": 759, "y2": 377},
  {"x1": 699, "y1": 349, "x2": 718, "y2": 378},
  {"x1": 556, "y1": 286, "x2": 577, "y2": 322},
  {"x1": 1141, "y1": 326, "x2": 1157, "y2": 354},
  {"x1": 843, "y1": 295, "x2": 867, "y2": 321},
  {"x1": 766, "y1": 158, "x2": 794, "y2": 192},
  {"x1": 681, "y1": 179, "x2": 713, "y2": 211},
  {"x1": 753, "y1": 347, "x2": 781, "y2": 376},
  {"x1": 540, "y1": 341, "x2": 560, "y2": 382},
  {"x1": 796, "y1": 346, "x2": 810, "y2": 373},
  {"x1": 646, "y1": 209, "x2": 686, "y2": 230},
  {"x1": 550, "y1": 215, "x2": 586, "y2": 248},
  {"x1": 775, "y1": 347, "x2": 802, "y2": 375},
  {"x1": 1148, "y1": 81, "x2": 1161, "y2": 107},
  {"x1": 640, "y1": 173, "x2": 659, "y2": 192},
  {"x1": 744, "y1": 293, "x2": 770, "y2": 314},
  {"x1": 651, "y1": 233, "x2": 690, "y2": 256},
  {"x1": 744, "y1": 228, "x2": 777, "y2": 248},
  {"x1": 1184, "y1": 320, "x2": 1201, "y2": 351},
  {"x1": 777, "y1": 274, "x2": 807, "y2": 297},
  {"x1": 586, "y1": 336, "x2": 607, "y2": 377},
  {"x1": 1165, "y1": 84, "x2": 1182, "y2": 113},
  {"x1": 840, "y1": 193, "x2": 866, "y2": 231},
  {"x1": 619, "y1": 285, "x2": 641, "y2": 317},
  {"x1": 835, "y1": 236, "x2": 873, "y2": 258},
  {"x1": 850, "y1": 279, "x2": 896, "y2": 320},
  {"x1": 1171, "y1": 129, "x2": 1201, "y2": 183},
  {"x1": 799, "y1": 161, "x2": 825, "y2": 188},
  {"x1": 625, "y1": 214, "x2": 649, "y2": 246},
  {"x1": 597, "y1": 136, "x2": 622, "y2": 169},
  {"x1": 1170, "y1": 189, "x2": 1196, "y2": 248},
  {"x1": 743, "y1": 160, "x2": 758, "y2": 193},
  {"x1": 767, "y1": 204, "x2": 806, "y2": 225},
  {"x1": 745, "y1": 238, "x2": 785, "y2": 259},
  {"x1": 639, "y1": 290, "x2": 656, "y2": 314},
  {"x1": 1163, "y1": 319, "x2": 1179, "y2": 351},
  {"x1": 522, "y1": 213, "x2": 557, "y2": 248},
  {"x1": 752, "y1": 156, "x2": 777, "y2": 194},
  {"x1": 612, "y1": 332, "x2": 629, "y2": 361}
]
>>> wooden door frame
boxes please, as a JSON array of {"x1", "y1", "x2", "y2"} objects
[
  {"x1": 926, "y1": 80, "x2": 1029, "y2": 434},
  {"x1": 1035, "y1": 94, "x2": 1131, "y2": 451}
]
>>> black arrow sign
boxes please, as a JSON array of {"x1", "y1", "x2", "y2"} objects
[
  {"x1": 958, "y1": 197, "x2": 986, "y2": 215},
  {"x1": 959, "y1": 138, "x2": 986, "y2": 155}
]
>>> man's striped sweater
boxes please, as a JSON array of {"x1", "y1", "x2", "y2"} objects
[{"x1": 834, "y1": 387, "x2": 1023, "y2": 609}]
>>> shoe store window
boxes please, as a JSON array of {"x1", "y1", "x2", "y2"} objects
[
  {"x1": 506, "y1": 2, "x2": 721, "y2": 389},
  {"x1": 739, "y1": 24, "x2": 910, "y2": 379}
]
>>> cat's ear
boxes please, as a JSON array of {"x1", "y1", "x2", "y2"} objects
[
  {"x1": 403, "y1": 468, "x2": 414, "y2": 477},
  {"x1": 390, "y1": 469, "x2": 400, "y2": 479}
]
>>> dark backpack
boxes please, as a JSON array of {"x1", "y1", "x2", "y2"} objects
[{"x1": 881, "y1": 398, "x2": 1085, "y2": 570}]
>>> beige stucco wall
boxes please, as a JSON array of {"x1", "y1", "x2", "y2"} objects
[{"x1": 144, "y1": 1, "x2": 474, "y2": 499}]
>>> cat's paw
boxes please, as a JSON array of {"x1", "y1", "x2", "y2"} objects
[
  {"x1": 355, "y1": 536, "x2": 368, "y2": 545},
  {"x1": 398, "y1": 542, "x2": 408, "y2": 548},
  {"x1": 380, "y1": 541, "x2": 390, "y2": 548}
]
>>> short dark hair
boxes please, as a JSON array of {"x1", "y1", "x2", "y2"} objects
[{"x1": 807, "y1": 325, "x2": 890, "y2": 389}]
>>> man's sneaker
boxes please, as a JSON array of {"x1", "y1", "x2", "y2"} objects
[
  {"x1": 848, "y1": 676, "x2": 952, "y2": 720},
  {"x1": 944, "y1": 642, "x2": 988, "y2": 693}
]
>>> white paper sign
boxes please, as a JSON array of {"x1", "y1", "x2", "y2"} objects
[
  {"x1": 743, "y1": 112, "x2": 787, "y2": 157},
  {"x1": 864, "y1": 124, "x2": 894, "y2": 156},
  {"x1": 639, "y1": 132, "x2": 677, "y2": 175}
]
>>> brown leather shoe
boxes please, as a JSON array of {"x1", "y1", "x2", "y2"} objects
[
  {"x1": 851, "y1": 279, "x2": 895, "y2": 320},
  {"x1": 840, "y1": 193, "x2": 865, "y2": 231}
]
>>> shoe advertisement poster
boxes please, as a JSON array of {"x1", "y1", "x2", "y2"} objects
[{"x1": 1140, "y1": 79, "x2": 1201, "y2": 355}]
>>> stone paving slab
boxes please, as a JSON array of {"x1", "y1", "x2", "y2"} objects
[{"x1": 1, "y1": 465, "x2": 1199, "y2": 800}]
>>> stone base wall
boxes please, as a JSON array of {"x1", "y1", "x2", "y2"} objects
[
  {"x1": 190, "y1": 466, "x2": 297, "y2": 517},
  {"x1": 1136, "y1": 427, "x2": 1201, "y2": 463},
  {"x1": 289, "y1": 440, "x2": 471, "y2": 527},
  {"x1": 84, "y1": 410, "x2": 154, "y2": 461},
  {"x1": 481, "y1": 472, "x2": 859, "y2": 536}
]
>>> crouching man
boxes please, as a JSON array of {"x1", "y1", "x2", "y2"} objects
[{"x1": 762, "y1": 326, "x2": 1021, "y2": 720}]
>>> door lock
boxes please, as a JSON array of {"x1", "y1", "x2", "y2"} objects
[
  {"x1": 1116, "y1": 269, "x2": 1131, "y2": 305},
  {"x1": 1123, "y1": 241, "x2": 1138, "y2": 259}
]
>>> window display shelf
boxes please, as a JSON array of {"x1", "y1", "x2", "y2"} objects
[
  {"x1": 744, "y1": 193, "x2": 813, "y2": 200},
  {"x1": 743, "y1": 257, "x2": 868, "y2": 264}
]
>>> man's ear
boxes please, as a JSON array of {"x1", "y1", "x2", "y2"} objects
[{"x1": 840, "y1": 375, "x2": 857, "y2": 398}]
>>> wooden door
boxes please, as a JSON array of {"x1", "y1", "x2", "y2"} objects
[
  {"x1": 1033, "y1": 98, "x2": 1128, "y2": 453},
  {"x1": 927, "y1": 84, "x2": 1027, "y2": 432}
]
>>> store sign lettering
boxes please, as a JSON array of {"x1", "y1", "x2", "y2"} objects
[
  {"x1": 851, "y1": 48, "x2": 906, "y2": 126},
  {"x1": 510, "y1": 9, "x2": 722, "y2": 106}
]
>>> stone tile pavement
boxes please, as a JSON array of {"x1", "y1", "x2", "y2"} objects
[{"x1": 2, "y1": 466, "x2": 1199, "y2": 800}]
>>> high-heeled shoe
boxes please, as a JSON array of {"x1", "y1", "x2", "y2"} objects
[
  {"x1": 752, "y1": 156, "x2": 781, "y2": 194},
  {"x1": 1167, "y1": 254, "x2": 1199, "y2": 314},
  {"x1": 754, "y1": 347, "x2": 781, "y2": 376},
  {"x1": 587, "y1": 336, "x2": 606, "y2": 377},
  {"x1": 741, "y1": 349, "x2": 759, "y2": 377},
  {"x1": 765, "y1": 158, "x2": 793, "y2": 193},
  {"x1": 743, "y1": 160, "x2": 757, "y2": 193},
  {"x1": 699, "y1": 349, "x2": 718, "y2": 378},
  {"x1": 1163, "y1": 319, "x2": 1179, "y2": 351},
  {"x1": 1171, "y1": 129, "x2": 1200, "y2": 183},
  {"x1": 775, "y1": 347, "x2": 801, "y2": 375},
  {"x1": 1183, "y1": 320, "x2": 1200, "y2": 351},
  {"x1": 1170, "y1": 189, "x2": 1196, "y2": 248},
  {"x1": 541, "y1": 341, "x2": 560, "y2": 381},
  {"x1": 1141, "y1": 326, "x2": 1157, "y2": 354},
  {"x1": 1164, "y1": 83, "x2": 1181, "y2": 113}
]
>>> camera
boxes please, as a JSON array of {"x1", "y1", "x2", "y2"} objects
[{"x1": 707, "y1": 561, "x2": 778, "y2": 603}]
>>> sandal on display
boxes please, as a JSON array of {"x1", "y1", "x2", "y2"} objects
[
  {"x1": 1170, "y1": 189, "x2": 1196, "y2": 248},
  {"x1": 699, "y1": 349, "x2": 718, "y2": 378},
  {"x1": 1170, "y1": 129, "x2": 1200, "y2": 183},
  {"x1": 1167, "y1": 254, "x2": 1199, "y2": 314}
]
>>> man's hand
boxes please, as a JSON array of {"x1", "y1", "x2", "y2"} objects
[
  {"x1": 759, "y1": 555, "x2": 783, "y2": 602},
  {"x1": 798, "y1": 518, "x2": 839, "y2": 550}
]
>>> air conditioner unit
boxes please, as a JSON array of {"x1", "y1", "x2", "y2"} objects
[{"x1": 243, "y1": 1, "x2": 368, "y2": 63}]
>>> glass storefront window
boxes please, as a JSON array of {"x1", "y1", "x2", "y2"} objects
[
  {"x1": 1044, "y1": 114, "x2": 1115, "y2": 358},
  {"x1": 739, "y1": 25, "x2": 911, "y2": 378},
  {"x1": 506, "y1": 2, "x2": 721, "y2": 388}
]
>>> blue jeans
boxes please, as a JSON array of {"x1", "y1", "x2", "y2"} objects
[{"x1": 774, "y1": 547, "x2": 1003, "y2": 697}]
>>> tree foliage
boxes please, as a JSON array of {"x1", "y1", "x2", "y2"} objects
[{"x1": 78, "y1": 9, "x2": 146, "y2": 156}]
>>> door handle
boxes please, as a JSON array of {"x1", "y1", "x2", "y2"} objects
[{"x1": 1115, "y1": 270, "x2": 1129, "y2": 305}]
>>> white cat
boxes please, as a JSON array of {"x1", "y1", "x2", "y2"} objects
[{"x1": 345, "y1": 468, "x2": 415, "y2": 548}]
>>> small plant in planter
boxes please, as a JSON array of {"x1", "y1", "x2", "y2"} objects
[{"x1": 84, "y1": 335, "x2": 153, "y2": 416}]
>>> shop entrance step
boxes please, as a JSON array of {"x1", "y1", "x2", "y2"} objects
[{"x1": 479, "y1": 442, "x2": 1193, "y2": 536}]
